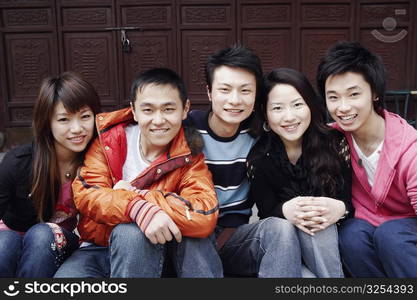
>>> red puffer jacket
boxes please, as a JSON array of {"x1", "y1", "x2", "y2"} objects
[{"x1": 72, "y1": 107, "x2": 218, "y2": 246}]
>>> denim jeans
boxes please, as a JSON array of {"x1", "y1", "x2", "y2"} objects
[
  {"x1": 218, "y1": 217, "x2": 343, "y2": 278},
  {"x1": 55, "y1": 223, "x2": 223, "y2": 278},
  {"x1": 297, "y1": 224, "x2": 344, "y2": 277},
  {"x1": 0, "y1": 223, "x2": 79, "y2": 277},
  {"x1": 339, "y1": 217, "x2": 417, "y2": 277}
]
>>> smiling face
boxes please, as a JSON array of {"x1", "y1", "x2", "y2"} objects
[
  {"x1": 325, "y1": 72, "x2": 376, "y2": 133},
  {"x1": 131, "y1": 83, "x2": 189, "y2": 158},
  {"x1": 266, "y1": 84, "x2": 311, "y2": 149},
  {"x1": 50, "y1": 102, "x2": 95, "y2": 158},
  {"x1": 208, "y1": 65, "x2": 256, "y2": 136}
]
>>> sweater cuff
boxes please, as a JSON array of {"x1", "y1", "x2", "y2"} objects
[{"x1": 128, "y1": 199, "x2": 162, "y2": 233}]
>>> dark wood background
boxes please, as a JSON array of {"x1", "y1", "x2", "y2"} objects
[{"x1": 0, "y1": 0, "x2": 416, "y2": 131}]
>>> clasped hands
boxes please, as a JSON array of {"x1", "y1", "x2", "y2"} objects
[
  {"x1": 113, "y1": 180, "x2": 182, "y2": 245},
  {"x1": 282, "y1": 196, "x2": 346, "y2": 236}
]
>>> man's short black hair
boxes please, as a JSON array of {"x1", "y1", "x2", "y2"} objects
[
  {"x1": 205, "y1": 44, "x2": 263, "y2": 93},
  {"x1": 317, "y1": 41, "x2": 387, "y2": 111},
  {"x1": 130, "y1": 67, "x2": 188, "y2": 105}
]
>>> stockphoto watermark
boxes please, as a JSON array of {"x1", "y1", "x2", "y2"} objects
[
  {"x1": 2, "y1": 280, "x2": 128, "y2": 298},
  {"x1": 371, "y1": 8, "x2": 408, "y2": 43}
]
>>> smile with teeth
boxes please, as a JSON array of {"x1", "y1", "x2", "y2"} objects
[
  {"x1": 150, "y1": 128, "x2": 169, "y2": 133},
  {"x1": 224, "y1": 108, "x2": 244, "y2": 113},
  {"x1": 282, "y1": 123, "x2": 299, "y2": 130},
  {"x1": 339, "y1": 114, "x2": 357, "y2": 121},
  {"x1": 68, "y1": 136, "x2": 85, "y2": 143}
]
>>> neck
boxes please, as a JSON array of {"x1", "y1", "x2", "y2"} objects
[
  {"x1": 352, "y1": 111, "x2": 385, "y2": 152},
  {"x1": 208, "y1": 112, "x2": 240, "y2": 138},
  {"x1": 139, "y1": 135, "x2": 167, "y2": 163},
  {"x1": 283, "y1": 139, "x2": 302, "y2": 165},
  {"x1": 55, "y1": 142, "x2": 78, "y2": 165}
]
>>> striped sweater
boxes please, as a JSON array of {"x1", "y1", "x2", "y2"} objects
[{"x1": 187, "y1": 110, "x2": 256, "y2": 227}]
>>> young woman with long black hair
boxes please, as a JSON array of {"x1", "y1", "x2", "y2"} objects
[
  {"x1": 247, "y1": 68, "x2": 352, "y2": 277},
  {"x1": 0, "y1": 72, "x2": 101, "y2": 277}
]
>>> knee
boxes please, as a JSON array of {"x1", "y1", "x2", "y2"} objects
[
  {"x1": 0, "y1": 231, "x2": 22, "y2": 257},
  {"x1": 259, "y1": 217, "x2": 297, "y2": 241},
  {"x1": 339, "y1": 219, "x2": 373, "y2": 254},
  {"x1": 374, "y1": 220, "x2": 405, "y2": 254},
  {"x1": 110, "y1": 223, "x2": 145, "y2": 245},
  {"x1": 23, "y1": 223, "x2": 54, "y2": 249}
]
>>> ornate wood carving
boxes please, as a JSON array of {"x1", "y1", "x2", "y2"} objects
[
  {"x1": 64, "y1": 33, "x2": 115, "y2": 100},
  {"x1": 361, "y1": 30, "x2": 408, "y2": 90},
  {"x1": 182, "y1": 32, "x2": 230, "y2": 96},
  {"x1": 122, "y1": 6, "x2": 170, "y2": 26},
  {"x1": 301, "y1": 30, "x2": 350, "y2": 84},
  {"x1": 6, "y1": 35, "x2": 52, "y2": 99},
  {"x1": 360, "y1": 3, "x2": 409, "y2": 24},
  {"x1": 242, "y1": 4, "x2": 291, "y2": 25},
  {"x1": 243, "y1": 30, "x2": 293, "y2": 73},
  {"x1": 9, "y1": 107, "x2": 33, "y2": 124},
  {"x1": 3, "y1": 8, "x2": 50, "y2": 27},
  {"x1": 62, "y1": 8, "x2": 110, "y2": 26},
  {"x1": 181, "y1": 5, "x2": 230, "y2": 25},
  {"x1": 301, "y1": 4, "x2": 350, "y2": 23},
  {"x1": 122, "y1": 34, "x2": 171, "y2": 101}
]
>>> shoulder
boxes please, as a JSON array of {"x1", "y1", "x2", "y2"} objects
[
  {"x1": 185, "y1": 110, "x2": 209, "y2": 130},
  {"x1": 2, "y1": 142, "x2": 33, "y2": 162},
  {"x1": 0, "y1": 143, "x2": 33, "y2": 179}
]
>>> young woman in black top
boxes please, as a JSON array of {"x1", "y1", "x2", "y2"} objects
[
  {"x1": 0, "y1": 72, "x2": 101, "y2": 277},
  {"x1": 247, "y1": 68, "x2": 352, "y2": 277}
]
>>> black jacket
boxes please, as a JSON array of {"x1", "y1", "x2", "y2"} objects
[
  {"x1": 247, "y1": 132, "x2": 353, "y2": 220},
  {"x1": 0, "y1": 143, "x2": 38, "y2": 231}
]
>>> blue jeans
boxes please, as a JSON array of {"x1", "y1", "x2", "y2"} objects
[
  {"x1": 55, "y1": 223, "x2": 223, "y2": 278},
  {"x1": 218, "y1": 217, "x2": 343, "y2": 278},
  {"x1": 339, "y1": 217, "x2": 417, "y2": 277},
  {"x1": 297, "y1": 224, "x2": 344, "y2": 277},
  {"x1": 0, "y1": 223, "x2": 79, "y2": 277}
]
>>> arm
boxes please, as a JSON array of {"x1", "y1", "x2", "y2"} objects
[
  {"x1": 72, "y1": 138, "x2": 140, "y2": 226},
  {"x1": 248, "y1": 161, "x2": 285, "y2": 219},
  {"x1": 0, "y1": 151, "x2": 17, "y2": 218},
  {"x1": 127, "y1": 153, "x2": 219, "y2": 239}
]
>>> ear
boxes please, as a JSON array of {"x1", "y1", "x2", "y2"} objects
[
  {"x1": 206, "y1": 85, "x2": 212, "y2": 102},
  {"x1": 130, "y1": 101, "x2": 138, "y2": 122},
  {"x1": 182, "y1": 99, "x2": 190, "y2": 120}
]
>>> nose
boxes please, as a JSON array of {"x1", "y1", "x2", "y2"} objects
[
  {"x1": 338, "y1": 98, "x2": 351, "y2": 112},
  {"x1": 152, "y1": 111, "x2": 165, "y2": 125},
  {"x1": 70, "y1": 119, "x2": 83, "y2": 133},
  {"x1": 283, "y1": 107, "x2": 296, "y2": 122},
  {"x1": 228, "y1": 90, "x2": 241, "y2": 105}
]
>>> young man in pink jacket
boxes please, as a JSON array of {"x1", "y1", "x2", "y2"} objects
[{"x1": 317, "y1": 41, "x2": 417, "y2": 277}]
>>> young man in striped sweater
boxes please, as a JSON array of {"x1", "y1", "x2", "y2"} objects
[{"x1": 187, "y1": 44, "x2": 301, "y2": 277}]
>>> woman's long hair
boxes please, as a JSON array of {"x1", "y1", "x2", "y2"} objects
[
  {"x1": 31, "y1": 72, "x2": 101, "y2": 221},
  {"x1": 255, "y1": 68, "x2": 344, "y2": 196}
]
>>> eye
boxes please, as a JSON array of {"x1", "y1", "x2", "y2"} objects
[
  {"x1": 219, "y1": 87, "x2": 229, "y2": 93},
  {"x1": 272, "y1": 106, "x2": 282, "y2": 111},
  {"x1": 350, "y1": 92, "x2": 360, "y2": 97},
  {"x1": 327, "y1": 95, "x2": 338, "y2": 101},
  {"x1": 82, "y1": 113, "x2": 92, "y2": 119},
  {"x1": 142, "y1": 108, "x2": 152, "y2": 113},
  {"x1": 294, "y1": 102, "x2": 304, "y2": 108},
  {"x1": 58, "y1": 117, "x2": 69, "y2": 122},
  {"x1": 241, "y1": 89, "x2": 252, "y2": 94},
  {"x1": 164, "y1": 107, "x2": 175, "y2": 112}
]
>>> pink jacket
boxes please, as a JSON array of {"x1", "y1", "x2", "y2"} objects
[{"x1": 334, "y1": 110, "x2": 417, "y2": 226}]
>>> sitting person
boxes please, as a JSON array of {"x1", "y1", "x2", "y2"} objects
[
  {"x1": 55, "y1": 67, "x2": 222, "y2": 278},
  {"x1": 187, "y1": 45, "x2": 306, "y2": 277},
  {"x1": 247, "y1": 67, "x2": 352, "y2": 277},
  {"x1": 317, "y1": 41, "x2": 417, "y2": 277},
  {"x1": 0, "y1": 72, "x2": 101, "y2": 277}
]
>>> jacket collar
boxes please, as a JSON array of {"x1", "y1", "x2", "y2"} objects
[
  {"x1": 96, "y1": 107, "x2": 193, "y2": 189},
  {"x1": 335, "y1": 109, "x2": 417, "y2": 206}
]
